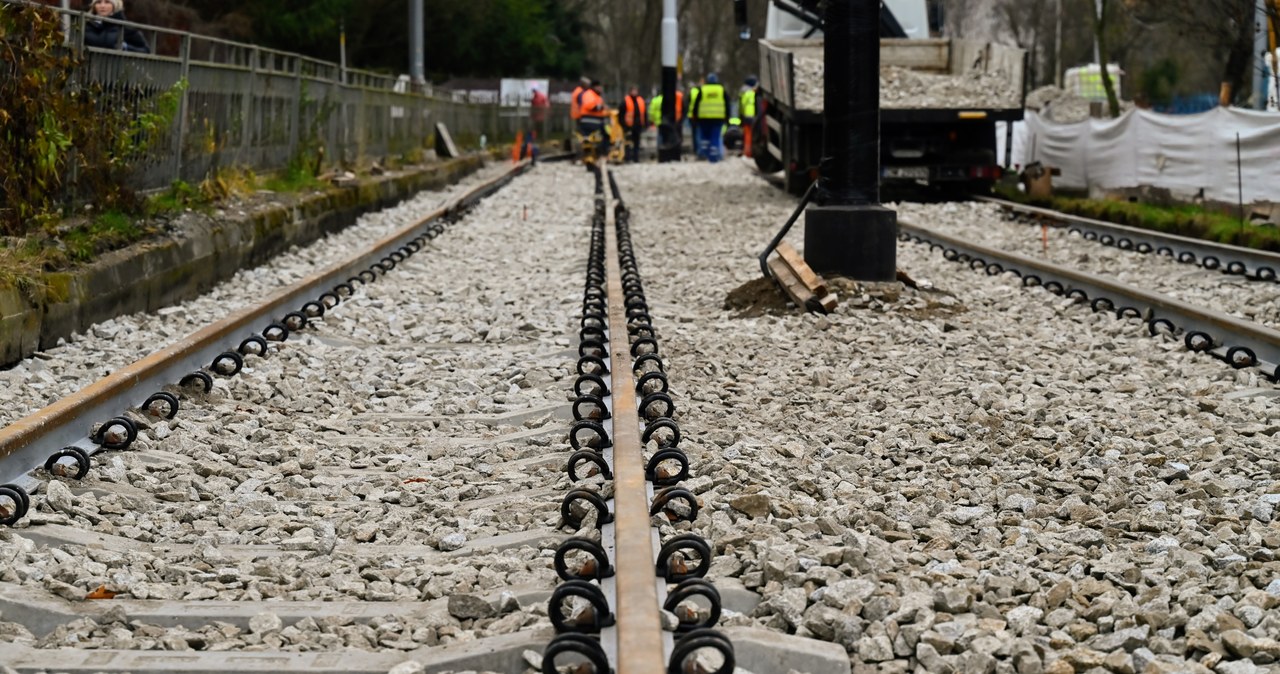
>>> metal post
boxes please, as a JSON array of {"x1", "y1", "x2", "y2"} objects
[
  {"x1": 176, "y1": 33, "x2": 192, "y2": 182},
  {"x1": 60, "y1": 0, "x2": 70, "y2": 44},
  {"x1": 290, "y1": 56, "x2": 302, "y2": 163},
  {"x1": 658, "y1": 0, "x2": 681, "y2": 162},
  {"x1": 409, "y1": 0, "x2": 425, "y2": 88},
  {"x1": 1257, "y1": 0, "x2": 1269, "y2": 109},
  {"x1": 340, "y1": 19, "x2": 348, "y2": 86},
  {"x1": 1093, "y1": 0, "x2": 1102, "y2": 66},
  {"x1": 241, "y1": 47, "x2": 257, "y2": 162},
  {"x1": 802, "y1": 0, "x2": 897, "y2": 281},
  {"x1": 1237, "y1": 133, "x2": 1245, "y2": 226},
  {"x1": 1055, "y1": 0, "x2": 1063, "y2": 88}
]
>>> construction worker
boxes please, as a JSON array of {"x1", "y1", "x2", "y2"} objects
[
  {"x1": 649, "y1": 90, "x2": 684, "y2": 126},
  {"x1": 739, "y1": 76, "x2": 757, "y2": 158},
  {"x1": 650, "y1": 88, "x2": 684, "y2": 156},
  {"x1": 688, "y1": 78, "x2": 704, "y2": 159},
  {"x1": 576, "y1": 80, "x2": 611, "y2": 166},
  {"x1": 570, "y1": 76, "x2": 589, "y2": 122},
  {"x1": 569, "y1": 76, "x2": 590, "y2": 161},
  {"x1": 620, "y1": 86, "x2": 647, "y2": 163},
  {"x1": 692, "y1": 73, "x2": 727, "y2": 163}
]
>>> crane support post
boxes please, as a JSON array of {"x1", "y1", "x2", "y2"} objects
[{"x1": 802, "y1": 0, "x2": 897, "y2": 281}]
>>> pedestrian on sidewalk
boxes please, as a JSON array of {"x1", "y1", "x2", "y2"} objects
[{"x1": 84, "y1": 0, "x2": 150, "y2": 53}]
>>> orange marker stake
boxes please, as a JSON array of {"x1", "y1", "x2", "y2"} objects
[{"x1": 1041, "y1": 224, "x2": 1049, "y2": 257}]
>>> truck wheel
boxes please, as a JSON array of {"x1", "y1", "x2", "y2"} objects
[{"x1": 752, "y1": 116, "x2": 782, "y2": 173}]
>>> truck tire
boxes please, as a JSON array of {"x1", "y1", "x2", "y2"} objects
[{"x1": 752, "y1": 116, "x2": 782, "y2": 174}]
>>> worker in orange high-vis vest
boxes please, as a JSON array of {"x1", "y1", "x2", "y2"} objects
[
  {"x1": 570, "y1": 76, "x2": 589, "y2": 121},
  {"x1": 568, "y1": 76, "x2": 590, "y2": 163},
  {"x1": 620, "y1": 86, "x2": 647, "y2": 163},
  {"x1": 576, "y1": 80, "x2": 611, "y2": 166}
]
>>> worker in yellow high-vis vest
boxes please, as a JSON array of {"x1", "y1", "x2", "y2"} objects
[
  {"x1": 739, "y1": 76, "x2": 757, "y2": 158},
  {"x1": 691, "y1": 73, "x2": 727, "y2": 163}
]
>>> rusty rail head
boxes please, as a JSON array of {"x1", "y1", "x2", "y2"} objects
[{"x1": 600, "y1": 164, "x2": 667, "y2": 673}]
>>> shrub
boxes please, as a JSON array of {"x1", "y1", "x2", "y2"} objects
[{"x1": 0, "y1": 3, "x2": 183, "y2": 237}]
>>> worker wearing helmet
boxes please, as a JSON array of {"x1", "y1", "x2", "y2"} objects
[{"x1": 692, "y1": 73, "x2": 727, "y2": 163}]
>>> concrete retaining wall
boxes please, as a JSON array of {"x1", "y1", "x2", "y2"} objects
[{"x1": 0, "y1": 157, "x2": 483, "y2": 368}]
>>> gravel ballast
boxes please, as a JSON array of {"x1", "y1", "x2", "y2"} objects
[{"x1": 1, "y1": 158, "x2": 1278, "y2": 673}]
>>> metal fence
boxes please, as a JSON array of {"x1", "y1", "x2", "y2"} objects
[{"x1": 7, "y1": 0, "x2": 569, "y2": 192}]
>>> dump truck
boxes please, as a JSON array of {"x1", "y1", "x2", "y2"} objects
[{"x1": 753, "y1": 2, "x2": 1028, "y2": 196}]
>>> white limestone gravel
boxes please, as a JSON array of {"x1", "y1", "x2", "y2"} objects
[
  {"x1": 790, "y1": 57, "x2": 1022, "y2": 111},
  {"x1": 0, "y1": 162, "x2": 515, "y2": 428},
  {"x1": 2, "y1": 157, "x2": 1279, "y2": 673},
  {"x1": 893, "y1": 200, "x2": 1280, "y2": 331},
  {"x1": 610, "y1": 160, "x2": 1279, "y2": 673}
]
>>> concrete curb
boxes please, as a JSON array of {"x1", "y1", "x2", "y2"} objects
[{"x1": 0, "y1": 157, "x2": 483, "y2": 368}]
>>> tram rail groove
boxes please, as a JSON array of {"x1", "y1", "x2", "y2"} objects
[
  {"x1": 0, "y1": 161, "x2": 531, "y2": 501},
  {"x1": 977, "y1": 195, "x2": 1280, "y2": 282},
  {"x1": 901, "y1": 219, "x2": 1280, "y2": 381}
]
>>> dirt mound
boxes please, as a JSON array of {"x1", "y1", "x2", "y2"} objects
[{"x1": 723, "y1": 277, "x2": 795, "y2": 318}]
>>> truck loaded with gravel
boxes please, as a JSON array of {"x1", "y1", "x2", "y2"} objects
[{"x1": 753, "y1": 0, "x2": 1027, "y2": 196}]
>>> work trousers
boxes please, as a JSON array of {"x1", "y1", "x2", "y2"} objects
[
  {"x1": 623, "y1": 125, "x2": 643, "y2": 162},
  {"x1": 697, "y1": 119, "x2": 725, "y2": 163}
]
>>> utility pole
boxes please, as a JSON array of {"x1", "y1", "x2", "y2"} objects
[
  {"x1": 409, "y1": 0, "x2": 425, "y2": 88},
  {"x1": 803, "y1": 0, "x2": 897, "y2": 281},
  {"x1": 658, "y1": 0, "x2": 681, "y2": 162}
]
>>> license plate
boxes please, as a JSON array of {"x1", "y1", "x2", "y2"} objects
[{"x1": 884, "y1": 166, "x2": 929, "y2": 180}]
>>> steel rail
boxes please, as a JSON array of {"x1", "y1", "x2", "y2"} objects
[
  {"x1": 977, "y1": 195, "x2": 1280, "y2": 282},
  {"x1": 0, "y1": 161, "x2": 532, "y2": 489},
  {"x1": 599, "y1": 163, "x2": 668, "y2": 673},
  {"x1": 901, "y1": 218, "x2": 1280, "y2": 381}
]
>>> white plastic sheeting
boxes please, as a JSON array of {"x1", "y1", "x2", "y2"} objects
[{"x1": 999, "y1": 107, "x2": 1280, "y2": 205}]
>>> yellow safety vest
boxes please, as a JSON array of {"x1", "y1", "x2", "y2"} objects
[
  {"x1": 740, "y1": 88, "x2": 756, "y2": 118},
  {"x1": 695, "y1": 83, "x2": 727, "y2": 120}
]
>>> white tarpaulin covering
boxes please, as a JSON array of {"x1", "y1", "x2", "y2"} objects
[{"x1": 1002, "y1": 107, "x2": 1280, "y2": 205}]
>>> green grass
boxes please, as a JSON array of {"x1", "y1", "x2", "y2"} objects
[
  {"x1": 57, "y1": 210, "x2": 150, "y2": 264},
  {"x1": 0, "y1": 209, "x2": 153, "y2": 288},
  {"x1": 263, "y1": 165, "x2": 325, "y2": 193},
  {"x1": 147, "y1": 180, "x2": 207, "y2": 216},
  {"x1": 995, "y1": 185, "x2": 1280, "y2": 253}
]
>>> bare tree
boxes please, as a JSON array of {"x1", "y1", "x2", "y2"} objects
[
  {"x1": 574, "y1": 0, "x2": 768, "y2": 101},
  {"x1": 1087, "y1": 0, "x2": 1122, "y2": 115},
  {"x1": 993, "y1": 0, "x2": 1058, "y2": 87},
  {"x1": 1128, "y1": 0, "x2": 1259, "y2": 104}
]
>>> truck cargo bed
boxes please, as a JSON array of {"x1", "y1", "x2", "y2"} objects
[{"x1": 760, "y1": 37, "x2": 1026, "y2": 114}]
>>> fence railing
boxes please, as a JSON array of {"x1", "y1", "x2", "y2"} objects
[{"x1": 6, "y1": 0, "x2": 569, "y2": 193}]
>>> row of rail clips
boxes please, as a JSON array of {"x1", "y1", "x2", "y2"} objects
[
  {"x1": 1001, "y1": 209, "x2": 1278, "y2": 282},
  {"x1": 0, "y1": 214, "x2": 460, "y2": 528},
  {"x1": 544, "y1": 169, "x2": 734, "y2": 673},
  {"x1": 902, "y1": 231, "x2": 1276, "y2": 379}
]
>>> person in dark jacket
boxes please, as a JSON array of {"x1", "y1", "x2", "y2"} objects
[{"x1": 84, "y1": 0, "x2": 150, "y2": 54}]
